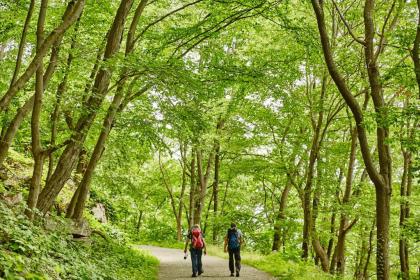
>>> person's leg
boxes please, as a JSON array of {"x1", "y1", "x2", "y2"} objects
[
  {"x1": 190, "y1": 249, "x2": 198, "y2": 276},
  {"x1": 197, "y1": 249, "x2": 203, "y2": 274},
  {"x1": 234, "y1": 248, "x2": 241, "y2": 276},
  {"x1": 228, "y1": 249, "x2": 234, "y2": 275}
]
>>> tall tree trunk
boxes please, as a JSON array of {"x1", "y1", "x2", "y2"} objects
[
  {"x1": 212, "y1": 142, "x2": 220, "y2": 243},
  {"x1": 302, "y1": 75, "x2": 326, "y2": 259},
  {"x1": 363, "y1": 220, "x2": 376, "y2": 279},
  {"x1": 331, "y1": 128, "x2": 358, "y2": 275},
  {"x1": 1, "y1": 0, "x2": 36, "y2": 138},
  {"x1": 399, "y1": 109, "x2": 413, "y2": 280},
  {"x1": 272, "y1": 180, "x2": 291, "y2": 251},
  {"x1": 65, "y1": 149, "x2": 87, "y2": 218},
  {"x1": 9, "y1": 0, "x2": 35, "y2": 87},
  {"x1": 412, "y1": 0, "x2": 420, "y2": 98},
  {"x1": 311, "y1": 1, "x2": 392, "y2": 278},
  {"x1": 66, "y1": 183, "x2": 81, "y2": 218},
  {"x1": 399, "y1": 151, "x2": 411, "y2": 280},
  {"x1": 47, "y1": 16, "x2": 81, "y2": 182},
  {"x1": 0, "y1": 0, "x2": 85, "y2": 112},
  {"x1": 136, "y1": 210, "x2": 143, "y2": 234},
  {"x1": 36, "y1": 0, "x2": 135, "y2": 214},
  {"x1": 212, "y1": 118, "x2": 224, "y2": 243},
  {"x1": 71, "y1": 0, "x2": 148, "y2": 222},
  {"x1": 71, "y1": 90, "x2": 124, "y2": 221},
  {"x1": 193, "y1": 148, "x2": 214, "y2": 225},
  {"x1": 203, "y1": 189, "x2": 214, "y2": 234},
  {"x1": 26, "y1": 0, "x2": 49, "y2": 219},
  {"x1": 176, "y1": 142, "x2": 188, "y2": 241},
  {"x1": 0, "y1": 2, "x2": 80, "y2": 168},
  {"x1": 157, "y1": 151, "x2": 186, "y2": 241},
  {"x1": 188, "y1": 149, "x2": 196, "y2": 228},
  {"x1": 364, "y1": 3, "x2": 393, "y2": 277},
  {"x1": 311, "y1": 192, "x2": 329, "y2": 272},
  {"x1": 354, "y1": 220, "x2": 375, "y2": 280},
  {"x1": 327, "y1": 212, "x2": 336, "y2": 260}
]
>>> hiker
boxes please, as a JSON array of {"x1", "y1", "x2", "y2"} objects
[
  {"x1": 184, "y1": 224, "x2": 206, "y2": 277},
  {"x1": 224, "y1": 223, "x2": 243, "y2": 277}
]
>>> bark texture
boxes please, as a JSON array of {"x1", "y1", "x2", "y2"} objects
[
  {"x1": 36, "y1": 0, "x2": 134, "y2": 213},
  {"x1": 311, "y1": 1, "x2": 393, "y2": 278}
]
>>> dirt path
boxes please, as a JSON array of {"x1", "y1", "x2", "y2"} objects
[{"x1": 140, "y1": 246, "x2": 275, "y2": 280}]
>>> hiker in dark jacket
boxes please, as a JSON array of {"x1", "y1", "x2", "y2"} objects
[
  {"x1": 224, "y1": 223, "x2": 243, "y2": 277},
  {"x1": 184, "y1": 224, "x2": 206, "y2": 277}
]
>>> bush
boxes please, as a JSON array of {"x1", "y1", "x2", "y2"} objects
[{"x1": 0, "y1": 201, "x2": 158, "y2": 279}]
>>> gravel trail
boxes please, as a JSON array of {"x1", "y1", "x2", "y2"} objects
[{"x1": 140, "y1": 245, "x2": 275, "y2": 280}]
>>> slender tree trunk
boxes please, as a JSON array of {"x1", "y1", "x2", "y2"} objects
[
  {"x1": 399, "y1": 150, "x2": 411, "y2": 279},
  {"x1": 220, "y1": 180, "x2": 229, "y2": 216},
  {"x1": 212, "y1": 119, "x2": 224, "y2": 243},
  {"x1": 188, "y1": 149, "x2": 196, "y2": 228},
  {"x1": 0, "y1": 0, "x2": 85, "y2": 112},
  {"x1": 412, "y1": 0, "x2": 420, "y2": 98},
  {"x1": 331, "y1": 128, "x2": 358, "y2": 275},
  {"x1": 311, "y1": 177, "x2": 329, "y2": 272},
  {"x1": 71, "y1": 89, "x2": 125, "y2": 221},
  {"x1": 36, "y1": 0, "x2": 135, "y2": 214},
  {"x1": 1, "y1": 1, "x2": 82, "y2": 167},
  {"x1": 176, "y1": 142, "x2": 188, "y2": 241},
  {"x1": 157, "y1": 151, "x2": 186, "y2": 241},
  {"x1": 212, "y1": 142, "x2": 220, "y2": 243},
  {"x1": 9, "y1": 0, "x2": 35, "y2": 87},
  {"x1": 311, "y1": 1, "x2": 392, "y2": 278},
  {"x1": 272, "y1": 180, "x2": 291, "y2": 251},
  {"x1": 302, "y1": 75, "x2": 326, "y2": 259},
  {"x1": 47, "y1": 17, "x2": 81, "y2": 182},
  {"x1": 354, "y1": 227, "x2": 367, "y2": 279},
  {"x1": 0, "y1": 96, "x2": 34, "y2": 166},
  {"x1": 193, "y1": 148, "x2": 214, "y2": 225},
  {"x1": 136, "y1": 210, "x2": 143, "y2": 234},
  {"x1": 26, "y1": 0, "x2": 48, "y2": 219},
  {"x1": 66, "y1": 183, "x2": 81, "y2": 218},
  {"x1": 327, "y1": 212, "x2": 335, "y2": 260},
  {"x1": 203, "y1": 190, "x2": 214, "y2": 234},
  {"x1": 193, "y1": 151, "x2": 204, "y2": 225},
  {"x1": 65, "y1": 149, "x2": 87, "y2": 218},
  {"x1": 1, "y1": 0, "x2": 36, "y2": 138},
  {"x1": 364, "y1": 2, "x2": 392, "y2": 278},
  {"x1": 363, "y1": 220, "x2": 376, "y2": 279},
  {"x1": 71, "y1": 0, "x2": 148, "y2": 221}
]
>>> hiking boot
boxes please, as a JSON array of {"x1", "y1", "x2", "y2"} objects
[
  {"x1": 230, "y1": 272, "x2": 234, "y2": 277},
  {"x1": 236, "y1": 271, "x2": 240, "y2": 277},
  {"x1": 191, "y1": 273, "x2": 197, "y2": 277},
  {"x1": 198, "y1": 270, "x2": 204, "y2": 275}
]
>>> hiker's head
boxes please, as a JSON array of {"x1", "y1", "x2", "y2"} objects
[
  {"x1": 193, "y1": 224, "x2": 200, "y2": 229},
  {"x1": 230, "y1": 223, "x2": 236, "y2": 229}
]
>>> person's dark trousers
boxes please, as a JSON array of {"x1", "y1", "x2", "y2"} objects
[
  {"x1": 228, "y1": 247, "x2": 241, "y2": 273},
  {"x1": 190, "y1": 248, "x2": 203, "y2": 275}
]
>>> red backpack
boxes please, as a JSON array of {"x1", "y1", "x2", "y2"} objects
[{"x1": 191, "y1": 228, "x2": 204, "y2": 249}]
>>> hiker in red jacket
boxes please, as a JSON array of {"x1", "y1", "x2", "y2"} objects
[{"x1": 184, "y1": 224, "x2": 207, "y2": 277}]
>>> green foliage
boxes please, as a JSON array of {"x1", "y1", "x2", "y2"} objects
[
  {"x1": 206, "y1": 245, "x2": 335, "y2": 280},
  {"x1": 242, "y1": 252, "x2": 335, "y2": 280},
  {"x1": 0, "y1": 201, "x2": 158, "y2": 280},
  {"x1": 0, "y1": 0, "x2": 419, "y2": 279}
]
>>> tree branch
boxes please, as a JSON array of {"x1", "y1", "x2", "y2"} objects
[
  {"x1": 311, "y1": 0, "x2": 383, "y2": 187},
  {"x1": 332, "y1": 0, "x2": 365, "y2": 45}
]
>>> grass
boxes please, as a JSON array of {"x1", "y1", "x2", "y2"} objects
[{"x1": 208, "y1": 245, "x2": 337, "y2": 279}]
